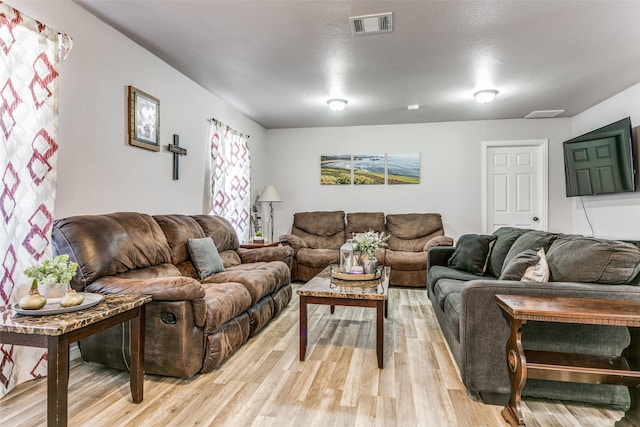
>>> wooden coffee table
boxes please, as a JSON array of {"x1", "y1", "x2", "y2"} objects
[
  {"x1": 495, "y1": 294, "x2": 640, "y2": 427},
  {"x1": 297, "y1": 265, "x2": 390, "y2": 368},
  {"x1": 0, "y1": 294, "x2": 151, "y2": 427}
]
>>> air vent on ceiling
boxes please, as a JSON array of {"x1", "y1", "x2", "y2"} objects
[
  {"x1": 525, "y1": 110, "x2": 565, "y2": 119},
  {"x1": 350, "y1": 12, "x2": 393, "y2": 35}
]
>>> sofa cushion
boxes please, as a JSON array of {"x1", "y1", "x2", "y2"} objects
[
  {"x1": 292, "y1": 211, "x2": 346, "y2": 250},
  {"x1": 384, "y1": 249, "x2": 427, "y2": 271},
  {"x1": 201, "y1": 282, "x2": 253, "y2": 333},
  {"x1": 487, "y1": 227, "x2": 529, "y2": 277},
  {"x1": 522, "y1": 248, "x2": 550, "y2": 282},
  {"x1": 346, "y1": 212, "x2": 385, "y2": 238},
  {"x1": 296, "y1": 248, "x2": 340, "y2": 267},
  {"x1": 203, "y1": 268, "x2": 278, "y2": 305},
  {"x1": 154, "y1": 214, "x2": 207, "y2": 265},
  {"x1": 433, "y1": 278, "x2": 466, "y2": 310},
  {"x1": 546, "y1": 236, "x2": 640, "y2": 284},
  {"x1": 502, "y1": 230, "x2": 556, "y2": 269},
  {"x1": 499, "y1": 249, "x2": 540, "y2": 281},
  {"x1": 443, "y1": 292, "x2": 462, "y2": 342},
  {"x1": 428, "y1": 265, "x2": 489, "y2": 285},
  {"x1": 187, "y1": 237, "x2": 225, "y2": 279},
  {"x1": 448, "y1": 234, "x2": 497, "y2": 275},
  {"x1": 191, "y1": 215, "x2": 240, "y2": 251},
  {"x1": 386, "y1": 213, "x2": 444, "y2": 252}
]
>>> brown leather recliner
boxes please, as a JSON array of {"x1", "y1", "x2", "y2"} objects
[
  {"x1": 279, "y1": 211, "x2": 345, "y2": 282},
  {"x1": 52, "y1": 212, "x2": 292, "y2": 378}
]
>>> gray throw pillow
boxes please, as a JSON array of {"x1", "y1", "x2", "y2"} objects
[
  {"x1": 488, "y1": 227, "x2": 529, "y2": 277},
  {"x1": 448, "y1": 234, "x2": 497, "y2": 276},
  {"x1": 502, "y1": 230, "x2": 556, "y2": 269},
  {"x1": 499, "y1": 249, "x2": 540, "y2": 281},
  {"x1": 187, "y1": 237, "x2": 225, "y2": 279}
]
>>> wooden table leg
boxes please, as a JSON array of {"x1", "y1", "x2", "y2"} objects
[
  {"x1": 47, "y1": 335, "x2": 69, "y2": 427},
  {"x1": 330, "y1": 305, "x2": 335, "y2": 314},
  {"x1": 617, "y1": 327, "x2": 640, "y2": 427},
  {"x1": 300, "y1": 295, "x2": 307, "y2": 361},
  {"x1": 376, "y1": 300, "x2": 384, "y2": 369},
  {"x1": 501, "y1": 318, "x2": 527, "y2": 427},
  {"x1": 130, "y1": 306, "x2": 145, "y2": 403}
]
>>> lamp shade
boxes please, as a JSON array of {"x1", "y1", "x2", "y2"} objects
[{"x1": 258, "y1": 185, "x2": 282, "y2": 203}]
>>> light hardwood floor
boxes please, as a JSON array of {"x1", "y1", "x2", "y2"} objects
[{"x1": 0, "y1": 284, "x2": 625, "y2": 426}]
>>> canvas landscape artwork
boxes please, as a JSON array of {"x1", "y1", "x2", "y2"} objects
[
  {"x1": 320, "y1": 154, "x2": 352, "y2": 185},
  {"x1": 387, "y1": 153, "x2": 420, "y2": 184},
  {"x1": 321, "y1": 153, "x2": 420, "y2": 185}
]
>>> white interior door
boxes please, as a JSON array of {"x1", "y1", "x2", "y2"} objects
[{"x1": 482, "y1": 140, "x2": 548, "y2": 233}]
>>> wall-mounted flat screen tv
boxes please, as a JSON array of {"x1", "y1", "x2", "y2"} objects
[{"x1": 563, "y1": 117, "x2": 636, "y2": 197}]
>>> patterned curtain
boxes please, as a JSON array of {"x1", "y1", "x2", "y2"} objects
[
  {"x1": 0, "y1": 2, "x2": 72, "y2": 399},
  {"x1": 208, "y1": 119, "x2": 251, "y2": 242}
]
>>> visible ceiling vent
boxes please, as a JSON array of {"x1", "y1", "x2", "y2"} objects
[
  {"x1": 350, "y1": 12, "x2": 393, "y2": 35},
  {"x1": 525, "y1": 110, "x2": 565, "y2": 119}
]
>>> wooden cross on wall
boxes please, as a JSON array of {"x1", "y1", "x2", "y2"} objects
[{"x1": 168, "y1": 134, "x2": 187, "y2": 180}]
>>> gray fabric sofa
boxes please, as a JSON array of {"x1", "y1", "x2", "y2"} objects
[{"x1": 427, "y1": 226, "x2": 640, "y2": 406}]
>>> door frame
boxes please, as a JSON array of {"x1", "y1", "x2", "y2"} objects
[{"x1": 481, "y1": 139, "x2": 549, "y2": 234}]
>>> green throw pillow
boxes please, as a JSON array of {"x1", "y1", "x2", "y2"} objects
[
  {"x1": 448, "y1": 234, "x2": 497, "y2": 276},
  {"x1": 187, "y1": 237, "x2": 225, "y2": 279}
]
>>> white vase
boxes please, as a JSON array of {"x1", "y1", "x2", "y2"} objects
[{"x1": 38, "y1": 282, "x2": 68, "y2": 299}]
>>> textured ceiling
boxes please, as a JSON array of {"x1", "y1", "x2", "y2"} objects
[{"x1": 76, "y1": 1, "x2": 640, "y2": 129}]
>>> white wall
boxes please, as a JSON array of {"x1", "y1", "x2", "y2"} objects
[
  {"x1": 265, "y1": 118, "x2": 572, "y2": 239},
  {"x1": 8, "y1": 0, "x2": 266, "y2": 219},
  {"x1": 570, "y1": 82, "x2": 640, "y2": 239}
]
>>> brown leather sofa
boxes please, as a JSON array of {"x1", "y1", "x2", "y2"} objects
[
  {"x1": 280, "y1": 211, "x2": 451, "y2": 287},
  {"x1": 52, "y1": 212, "x2": 292, "y2": 378}
]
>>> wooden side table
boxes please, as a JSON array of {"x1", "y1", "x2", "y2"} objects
[
  {"x1": 495, "y1": 294, "x2": 640, "y2": 427},
  {"x1": 0, "y1": 294, "x2": 151, "y2": 427}
]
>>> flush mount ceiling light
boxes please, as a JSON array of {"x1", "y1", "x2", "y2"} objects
[
  {"x1": 327, "y1": 99, "x2": 348, "y2": 111},
  {"x1": 407, "y1": 104, "x2": 420, "y2": 111},
  {"x1": 474, "y1": 89, "x2": 499, "y2": 104}
]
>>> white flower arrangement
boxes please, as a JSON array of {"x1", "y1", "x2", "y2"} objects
[
  {"x1": 354, "y1": 230, "x2": 389, "y2": 257},
  {"x1": 24, "y1": 254, "x2": 78, "y2": 286}
]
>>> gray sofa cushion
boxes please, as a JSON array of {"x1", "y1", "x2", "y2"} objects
[
  {"x1": 433, "y1": 278, "x2": 467, "y2": 310},
  {"x1": 444, "y1": 292, "x2": 462, "y2": 342},
  {"x1": 488, "y1": 227, "x2": 529, "y2": 277},
  {"x1": 547, "y1": 236, "x2": 640, "y2": 284},
  {"x1": 502, "y1": 230, "x2": 556, "y2": 270},
  {"x1": 448, "y1": 234, "x2": 497, "y2": 275},
  {"x1": 428, "y1": 265, "x2": 491, "y2": 284},
  {"x1": 499, "y1": 249, "x2": 540, "y2": 281}
]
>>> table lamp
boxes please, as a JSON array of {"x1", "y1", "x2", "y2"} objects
[{"x1": 258, "y1": 185, "x2": 282, "y2": 243}]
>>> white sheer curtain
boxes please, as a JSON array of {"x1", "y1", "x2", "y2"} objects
[
  {"x1": 0, "y1": 2, "x2": 72, "y2": 398},
  {"x1": 208, "y1": 119, "x2": 251, "y2": 242}
]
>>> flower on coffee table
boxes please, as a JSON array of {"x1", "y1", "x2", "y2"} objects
[{"x1": 354, "y1": 230, "x2": 389, "y2": 257}]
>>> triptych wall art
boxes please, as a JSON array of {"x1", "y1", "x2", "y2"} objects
[{"x1": 321, "y1": 153, "x2": 420, "y2": 185}]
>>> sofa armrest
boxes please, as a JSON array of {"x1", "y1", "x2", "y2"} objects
[
  {"x1": 237, "y1": 246, "x2": 293, "y2": 267},
  {"x1": 423, "y1": 235, "x2": 454, "y2": 251},
  {"x1": 279, "y1": 234, "x2": 308, "y2": 252},
  {"x1": 85, "y1": 275, "x2": 205, "y2": 301},
  {"x1": 427, "y1": 246, "x2": 455, "y2": 268},
  {"x1": 458, "y1": 279, "x2": 640, "y2": 394}
]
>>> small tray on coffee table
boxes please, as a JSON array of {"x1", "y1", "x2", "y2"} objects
[{"x1": 331, "y1": 267, "x2": 381, "y2": 281}]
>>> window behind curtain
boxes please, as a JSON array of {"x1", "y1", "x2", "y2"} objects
[
  {"x1": 0, "y1": 2, "x2": 72, "y2": 398},
  {"x1": 208, "y1": 119, "x2": 251, "y2": 242}
]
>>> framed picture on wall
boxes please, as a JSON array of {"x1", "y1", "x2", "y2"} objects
[
  {"x1": 321, "y1": 154, "x2": 352, "y2": 184},
  {"x1": 387, "y1": 153, "x2": 420, "y2": 184},
  {"x1": 127, "y1": 85, "x2": 160, "y2": 151},
  {"x1": 353, "y1": 153, "x2": 385, "y2": 184}
]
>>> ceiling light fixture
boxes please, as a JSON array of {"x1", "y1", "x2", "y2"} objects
[
  {"x1": 407, "y1": 104, "x2": 420, "y2": 111},
  {"x1": 474, "y1": 89, "x2": 499, "y2": 104},
  {"x1": 327, "y1": 99, "x2": 348, "y2": 111}
]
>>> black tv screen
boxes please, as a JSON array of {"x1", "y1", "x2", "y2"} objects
[{"x1": 563, "y1": 117, "x2": 636, "y2": 197}]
